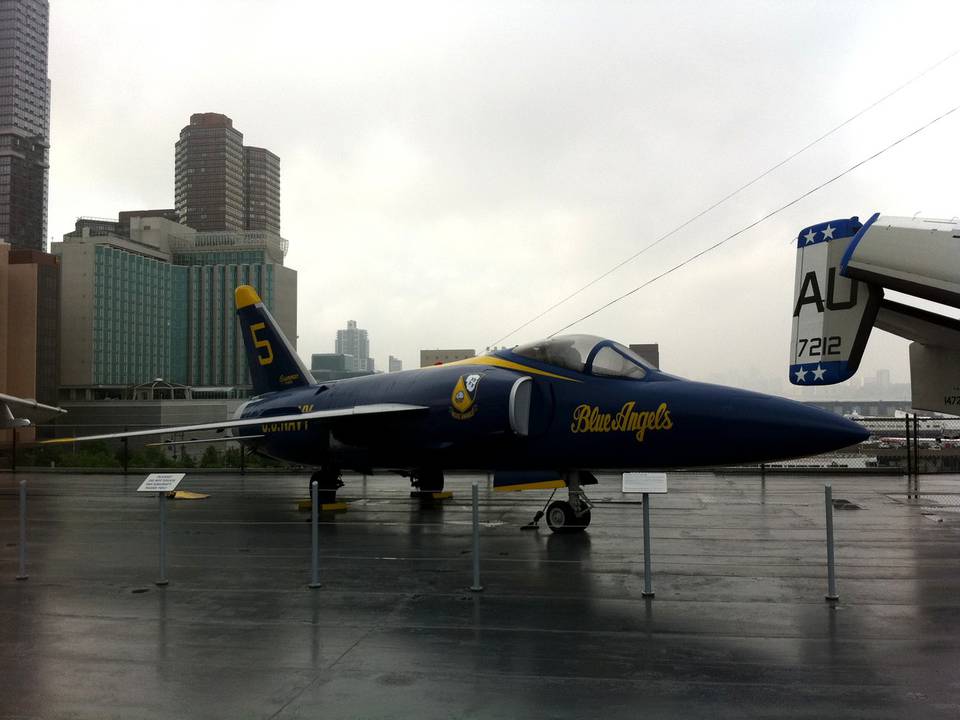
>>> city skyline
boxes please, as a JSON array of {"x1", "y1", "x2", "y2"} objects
[
  {"x1": 42, "y1": 1, "x2": 960, "y2": 387},
  {"x1": 50, "y1": 109, "x2": 297, "y2": 392}
]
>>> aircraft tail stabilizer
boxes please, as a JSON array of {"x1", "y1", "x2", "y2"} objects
[
  {"x1": 789, "y1": 216, "x2": 883, "y2": 386},
  {"x1": 235, "y1": 285, "x2": 316, "y2": 395}
]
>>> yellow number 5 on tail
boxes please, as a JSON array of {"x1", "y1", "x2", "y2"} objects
[{"x1": 250, "y1": 322, "x2": 274, "y2": 365}]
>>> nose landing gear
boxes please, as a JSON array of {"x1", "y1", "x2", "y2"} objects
[{"x1": 529, "y1": 471, "x2": 593, "y2": 533}]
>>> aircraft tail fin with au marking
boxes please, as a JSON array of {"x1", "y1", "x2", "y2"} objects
[
  {"x1": 789, "y1": 216, "x2": 883, "y2": 386},
  {"x1": 235, "y1": 285, "x2": 316, "y2": 395}
]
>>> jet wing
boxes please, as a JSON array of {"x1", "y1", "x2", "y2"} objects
[
  {"x1": 874, "y1": 299, "x2": 960, "y2": 350},
  {"x1": 41, "y1": 403, "x2": 428, "y2": 444},
  {"x1": 0, "y1": 392, "x2": 67, "y2": 428}
]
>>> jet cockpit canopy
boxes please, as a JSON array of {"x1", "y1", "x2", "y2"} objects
[{"x1": 511, "y1": 334, "x2": 651, "y2": 379}]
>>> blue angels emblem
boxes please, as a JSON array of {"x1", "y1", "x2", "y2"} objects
[{"x1": 450, "y1": 373, "x2": 481, "y2": 419}]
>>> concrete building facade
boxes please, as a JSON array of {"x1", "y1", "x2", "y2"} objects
[
  {"x1": 0, "y1": 241, "x2": 59, "y2": 442},
  {"x1": 628, "y1": 343, "x2": 660, "y2": 369},
  {"x1": 54, "y1": 215, "x2": 296, "y2": 394},
  {"x1": 420, "y1": 348, "x2": 475, "y2": 367},
  {"x1": 388, "y1": 355, "x2": 402, "y2": 372},
  {"x1": 0, "y1": 0, "x2": 50, "y2": 251}
]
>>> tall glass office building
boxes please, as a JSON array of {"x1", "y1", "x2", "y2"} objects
[
  {"x1": 91, "y1": 245, "x2": 184, "y2": 385},
  {"x1": 0, "y1": 0, "x2": 50, "y2": 251}
]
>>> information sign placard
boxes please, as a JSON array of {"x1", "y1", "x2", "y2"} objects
[
  {"x1": 137, "y1": 473, "x2": 186, "y2": 493},
  {"x1": 622, "y1": 472, "x2": 668, "y2": 494}
]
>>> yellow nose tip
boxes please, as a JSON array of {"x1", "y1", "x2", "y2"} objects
[{"x1": 235, "y1": 285, "x2": 262, "y2": 309}]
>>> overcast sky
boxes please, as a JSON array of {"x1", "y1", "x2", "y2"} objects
[{"x1": 47, "y1": 0, "x2": 960, "y2": 393}]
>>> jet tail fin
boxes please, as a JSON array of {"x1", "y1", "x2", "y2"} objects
[
  {"x1": 235, "y1": 285, "x2": 315, "y2": 395},
  {"x1": 789, "y1": 216, "x2": 882, "y2": 386}
]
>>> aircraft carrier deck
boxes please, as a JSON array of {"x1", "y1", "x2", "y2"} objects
[{"x1": 2, "y1": 470, "x2": 960, "y2": 719}]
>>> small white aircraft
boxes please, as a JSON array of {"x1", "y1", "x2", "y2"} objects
[{"x1": 0, "y1": 392, "x2": 66, "y2": 429}]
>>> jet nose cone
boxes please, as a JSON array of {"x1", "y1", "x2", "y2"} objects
[
  {"x1": 796, "y1": 404, "x2": 870, "y2": 450},
  {"x1": 762, "y1": 396, "x2": 870, "y2": 458}
]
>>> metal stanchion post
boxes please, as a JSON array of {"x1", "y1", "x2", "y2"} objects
[
  {"x1": 824, "y1": 484, "x2": 838, "y2": 602},
  {"x1": 642, "y1": 492, "x2": 654, "y2": 598},
  {"x1": 914, "y1": 414, "x2": 920, "y2": 478},
  {"x1": 309, "y1": 480, "x2": 321, "y2": 588},
  {"x1": 122, "y1": 436, "x2": 129, "y2": 475},
  {"x1": 11, "y1": 428, "x2": 16, "y2": 474},
  {"x1": 470, "y1": 480, "x2": 483, "y2": 592},
  {"x1": 905, "y1": 414, "x2": 912, "y2": 478},
  {"x1": 156, "y1": 491, "x2": 169, "y2": 586},
  {"x1": 16, "y1": 479, "x2": 27, "y2": 580}
]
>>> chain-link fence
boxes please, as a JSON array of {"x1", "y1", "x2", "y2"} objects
[
  {"x1": 739, "y1": 415, "x2": 960, "y2": 473},
  {"x1": 2, "y1": 415, "x2": 959, "y2": 473}
]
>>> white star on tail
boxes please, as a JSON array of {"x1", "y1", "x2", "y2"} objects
[
  {"x1": 804, "y1": 229, "x2": 817, "y2": 244},
  {"x1": 821, "y1": 224, "x2": 835, "y2": 240},
  {"x1": 812, "y1": 365, "x2": 826, "y2": 381},
  {"x1": 794, "y1": 367, "x2": 808, "y2": 382}
]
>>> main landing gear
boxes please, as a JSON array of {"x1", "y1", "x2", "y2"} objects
[
  {"x1": 309, "y1": 467, "x2": 343, "y2": 505},
  {"x1": 410, "y1": 469, "x2": 444, "y2": 498},
  {"x1": 530, "y1": 471, "x2": 593, "y2": 534}
]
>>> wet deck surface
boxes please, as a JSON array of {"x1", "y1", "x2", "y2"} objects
[{"x1": 2, "y1": 470, "x2": 960, "y2": 719}]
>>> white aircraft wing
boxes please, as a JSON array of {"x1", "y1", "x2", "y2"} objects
[
  {"x1": 41, "y1": 403, "x2": 428, "y2": 444},
  {"x1": 0, "y1": 392, "x2": 67, "y2": 428}
]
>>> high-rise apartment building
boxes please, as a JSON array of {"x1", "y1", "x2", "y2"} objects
[
  {"x1": 175, "y1": 113, "x2": 245, "y2": 232},
  {"x1": 335, "y1": 320, "x2": 372, "y2": 372},
  {"x1": 243, "y1": 146, "x2": 280, "y2": 233},
  {"x1": 0, "y1": 0, "x2": 50, "y2": 251},
  {"x1": 175, "y1": 113, "x2": 281, "y2": 234}
]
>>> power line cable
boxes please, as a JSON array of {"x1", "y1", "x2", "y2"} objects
[
  {"x1": 547, "y1": 101, "x2": 960, "y2": 337},
  {"x1": 491, "y1": 47, "x2": 960, "y2": 347}
]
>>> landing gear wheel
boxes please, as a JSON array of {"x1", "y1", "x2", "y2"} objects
[
  {"x1": 411, "y1": 469, "x2": 444, "y2": 498},
  {"x1": 310, "y1": 469, "x2": 342, "y2": 505},
  {"x1": 545, "y1": 501, "x2": 591, "y2": 533}
]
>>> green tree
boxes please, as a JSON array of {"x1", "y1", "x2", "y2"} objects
[{"x1": 199, "y1": 445, "x2": 222, "y2": 468}]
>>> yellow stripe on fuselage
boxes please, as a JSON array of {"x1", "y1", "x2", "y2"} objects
[{"x1": 440, "y1": 355, "x2": 581, "y2": 382}]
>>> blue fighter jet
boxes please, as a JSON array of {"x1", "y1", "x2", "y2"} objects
[{"x1": 46, "y1": 285, "x2": 868, "y2": 532}]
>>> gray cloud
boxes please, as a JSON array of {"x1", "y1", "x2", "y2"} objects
[{"x1": 47, "y1": 0, "x2": 960, "y2": 390}]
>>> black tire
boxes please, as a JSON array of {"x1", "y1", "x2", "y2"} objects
[
  {"x1": 310, "y1": 469, "x2": 341, "y2": 505},
  {"x1": 412, "y1": 469, "x2": 444, "y2": 494},
  {"x1": 545, "y1": 501, "x2": 591, "y2": 533}
]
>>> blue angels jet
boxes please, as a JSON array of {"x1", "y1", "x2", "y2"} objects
[{"x1": 45, "y1": 285, "x2": 868, "y2": 532}]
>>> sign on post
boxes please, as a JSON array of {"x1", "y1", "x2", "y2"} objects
[
  {"x1": 137, "y1": 473, "x2": 186, "y2": 494},
  {"x1": 622, "y1": 472, "x2": 666, "y2": 599},
  {"x1": 622, "y1": 472, "x2": 668, "y2": 494},
  {"x1": 137, "y1": 473, "x2": 185, "y2": 587}
]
